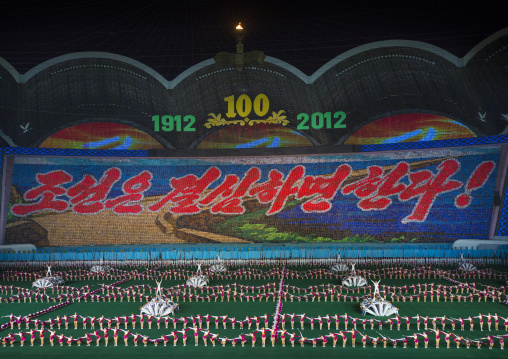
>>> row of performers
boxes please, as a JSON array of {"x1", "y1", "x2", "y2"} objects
[
  {"x1": 2, "y1": 328, "x2": 506, "y2": 349},
  {"x1": 8, "y1": 313, "x2": 508, "y2": 332}
]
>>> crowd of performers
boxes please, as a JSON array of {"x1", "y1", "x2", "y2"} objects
[
  {"x1": 1, "y1": 264, "x2": 507, "y2": 350},
  {"x1": 3, "y1": 265, "x2": 508, "y2": 283},
  {"x1": 1, "y1": 281, "x2": 506, "y2": 304},
  {"x1": 6, "y1": 312, "x2": 508, "y2": 332},
  {"x1": 2, "y1": 327, "x2": 507, "y2": 349},
  {"x1": 2, "y1": 312, "x2": 507, "y2": 349}
]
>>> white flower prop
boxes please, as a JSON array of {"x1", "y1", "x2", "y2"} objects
[
  {"x1": 140, "y1": 297, "x2": 178, "y2": 317},
  {"x1": 32, "y1": 276, "x2": 65, "y2": 289},
  {"x1": 90, "y1": 265, "x2": 112, "y2": 273},
  {"x1": 140, "y1": 280, "x2": 179, "y2": 317},
  {"x1": 90, "y1": 259, "x2": 112, "y2": 273},
  {"x1": 361, "y1": 295, "x2": 399, "y2": 317},
  {"x1": 209, "y1": 263, "x2": 228, "y2": 273},
  {"x1": 342, "y1": 275, "x2": 367, "y2": 287},
  {"x1": 330, "y1": 263, "x2": 349, "y2": 272},
  {"x1": 186, "y1": 275, "x2": 209, "y2": 288},
  {"x1": 32, "y1": 265, "x2": 65, "y2": 288},
  {"x1": 209, "y1": 254, "x2": 228, "y2": 273},
  {"x1": 459, "y1": 262, "x2": 476, "y2": 271}
]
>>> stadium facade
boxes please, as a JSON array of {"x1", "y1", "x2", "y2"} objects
[{"x1": 1, "y1": 28, "x2": 508, "y2": 247}]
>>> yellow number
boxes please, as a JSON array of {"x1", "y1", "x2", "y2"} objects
[
  {"x1": 236, "y1": 94, "x2": 252, "y2": 117},
  {"x1": 253, "y1": 94, "x2": 269, "y2": 117},
  {"x1": 224, "y1": 95, "x2": 236, "y2": 118}
]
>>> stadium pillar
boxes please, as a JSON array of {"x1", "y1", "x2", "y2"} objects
[
  {"x1": 492, "y1": 145, "x2": 508, "y2": 238},
  {"x1": 0, "y1": 153, "x2": 14, "y2": 245}
]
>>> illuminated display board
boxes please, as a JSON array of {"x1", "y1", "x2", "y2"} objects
[
  {"x1": 40, "y1": 123, "x2": 165, "y2": 150},
  {"x1": 6, "y1": 146, "x2": 498, "y2": 246}
]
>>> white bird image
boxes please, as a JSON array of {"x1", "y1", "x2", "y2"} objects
[
  {"x1": 477, "y1": 112, "x2": 486, "y2": 122},
  {"x1": 20, "y1": 122, "x2": 31, "y2": 133},
  {"x1": 501, "y1": 114, "x2": 508, "y2": 122}
]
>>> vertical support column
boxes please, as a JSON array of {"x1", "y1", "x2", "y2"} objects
[
  {"x1": 0, "y1": 151, "x2": 14, "y2": 245},
  {"x1": 495, "y1": 145, "x2": 508, "y2": 237}
]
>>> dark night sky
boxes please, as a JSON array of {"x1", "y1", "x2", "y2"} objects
[{"x1": 0, "y1": 0, "x2": 507, "y2": 79}]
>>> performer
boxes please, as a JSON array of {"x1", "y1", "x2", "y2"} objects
[
  {"x1": 454, "y1": 336, "x2": 462, "y2": 348},
  {"x1": 250, "y1": 332, "x2": 257, "y2": 347},
  {"x1": 300, "y1": 313, "x2": 305, "y2": 329},
  {"x1": 299, "y1": 335, "x2": 306, "y2": 347},
  {"x1": 17, "y1": 332, "x2": 26, "y2": 347},
  {"x1": 441, "y1": 316, "x2": 447, "y2": 330},
  {"x1": 39, "y1": 329, "x2": 45, "y2": 346},
  {"x1": 202, "y1": 330, "x2": 209, "y2": 346},
  {"x1": 113, "y1": 328, "x2": 118, "y2": 346},
  {"x1": 362, "y1": 333, "x2": 368, "y2": 348},
  {"x1": 289, "y1": 333, "x2": 296, "y2": 347},
  {"x1": 330, "y1": 332, "x2": 338, "y2": 347},
  {"x1": 95, "y1": 330, "x2": 101, "y2": 346},
  {"x1": 261, "y1": 328, "x2": 267, "y2": 347},
  {"x1": 280, "y1": 329, "x2": 286, "y2": 347},
  {"x1": 86, "y1": 332, "x2": 92, "y2": 346},
  {"x1": 123, "y1": 330, "x2": 130, "y2": 346},
  {"x1": 444, "y1": 332, "x2": 451, "y2": 348},
  {"x1": 340, "y1": 331, "x2": 347, "y2": 347},
  {"x1": 192, "y1": 327, "x2": 199, "y2": 346},
  {"x1": 103, "y1": 329, "x2": 109, "y2": 346},
  {"x1": 211, "y1": 334, "x2": 219, "y2": 347},
  {"x1": 49, "y1": 331, "x2": 56, "y2": 346},
  {"x1": 184, "y1": 328, "x2": 191, "y2": 346},
  {"x1": 131, "y1": 314, "x2": 136, "y2": 329},
  {"x1": 29, "y1": 329, "x2": 35, "y2": 346},
  {"x1": 488, "y1": 335, "x2": 494, "y2": 349}
]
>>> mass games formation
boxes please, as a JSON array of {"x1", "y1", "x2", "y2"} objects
[{"x1": 1, "y1": 254, "x2": 507, "y2": 351}]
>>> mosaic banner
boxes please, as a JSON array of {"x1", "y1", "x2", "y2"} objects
[{"x1": 5, "y1": 147, "x2": 499, "y2": 246}]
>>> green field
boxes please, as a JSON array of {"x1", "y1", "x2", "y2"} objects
[{"x1": 1, "y1": 264, "x2": 507, "y2": 359}]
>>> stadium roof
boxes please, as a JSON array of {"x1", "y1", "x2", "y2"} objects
[{"x1": 1, "y1": 0, "x2": 506, "y2": 80}]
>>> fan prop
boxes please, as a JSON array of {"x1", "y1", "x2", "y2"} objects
[
  {"x1": 342, "y1": 275, "x2": 367, "y2": 287},
  {"x1": 209, "y1": 263, "x2": 228, "y2": 273},
  {"x1": 32, "y1": 276, "x2": 65, "y2": 289},
  {"x1": 186, "y1": 275, "x2": 209, "y2": 288},
  {"x1": 140, "y1": 296, "x2": 179, "y2": 317},
  {"x1": 458, "y1": 263, "x2": 476, "y2": 271},
  {"x1": 90, "y1": 265, "x2": 112, "y2": 273},
  {"x1": 330, "y1": 263, "x2": 349, "y2": 272},
  {"x1": 361, "y1": 295, "x2": 399, "y2": 316}
]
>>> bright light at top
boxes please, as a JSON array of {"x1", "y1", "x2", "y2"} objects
[{"x1": 235, "y1": 23, "x2": 243, "y2": 30}]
